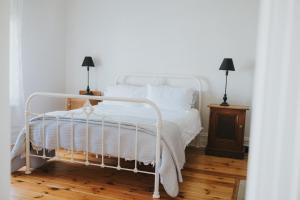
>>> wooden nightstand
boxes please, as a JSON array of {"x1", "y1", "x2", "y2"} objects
[
  {"x1": 66, "y1": 90, "x2": 102, "y2": 110},
  {"x1": 205, "y1": 104, "x2": 249, "y2": 159}
]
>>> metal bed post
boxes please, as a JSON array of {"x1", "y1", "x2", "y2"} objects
[
  {"x1": 85, "y1": 114, "x2": 90, "y2": 166},
  {"x1": 25, "y1": 105, "x2": 31, "y2": 175},
  {"x1": 134, "y1": 124, "x2": 138, "y2": 173},
  {"x1": 117, "y1": 122, "x2": 121, "y2": 170},
  {"x1": 153, "y1": 121, "x2": 161, "y2": 199},
  {"x1": 23, "y1": 92, "x2": 179, "y2": 199},
  {"x1": 70, "y1": 113, "x2": 74, "y2": 162},
  {"x1": 42, "y1": 115, "x2": 46, "y2": 158},
  {"x1": 101, "y1": 119, "x2": 105, "y2": 167}
]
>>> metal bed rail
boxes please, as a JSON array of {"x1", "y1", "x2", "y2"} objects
[{"x1": 24, "y1": 92, "x2": 162, "y2": 198}]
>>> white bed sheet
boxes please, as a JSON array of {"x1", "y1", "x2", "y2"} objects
[{"x1": 94, "y1": 103, "x2": 202, "y2": 146}]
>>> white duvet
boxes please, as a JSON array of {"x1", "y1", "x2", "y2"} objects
[{"x1": 11, "y1": 103, "x2": 202, "y2": 197}]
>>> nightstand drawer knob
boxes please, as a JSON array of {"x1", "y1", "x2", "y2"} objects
[{"x1": 239, "y1": 125, "x2": 244, "y2": 128}]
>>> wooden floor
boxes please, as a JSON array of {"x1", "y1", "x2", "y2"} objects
[{"x1": 11, "y1": 148, "x2": 247, "y2": 200}]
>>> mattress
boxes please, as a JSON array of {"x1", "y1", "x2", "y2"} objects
[{"x1": 27, "y1": 103, "x2": 201, "y2": 160}]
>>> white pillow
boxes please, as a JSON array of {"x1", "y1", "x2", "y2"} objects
[
  {"x1": 123, "y1": 77, "x2": 165, "y2": 86},
  {"x1": 104, "y1": 84, "x2": 147, "y2": 98},
  {"x1": 103, "y1": 84, "x2": 147, "y2": 106},
  {"x1": 146, "y1": 85, "x2": 194, "y2": 111}
]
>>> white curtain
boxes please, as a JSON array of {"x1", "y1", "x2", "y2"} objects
[
  {"x1": 246, "y1": 0, "x2": 300, "y2": 199},
  {"x1": 0, "y1": 0, "x2": 10, "y2": 198},
  {"x1": 10, "y1": 0, "x2": 24, "y2": 144}
]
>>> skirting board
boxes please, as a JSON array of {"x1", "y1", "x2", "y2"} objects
[{"x1": 191, "y1": 132, "x2": 249, "y2": 148}]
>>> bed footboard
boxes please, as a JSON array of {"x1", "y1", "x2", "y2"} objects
[{"x1": 24, "y1": 92, "x2": 162, "y2": 199}]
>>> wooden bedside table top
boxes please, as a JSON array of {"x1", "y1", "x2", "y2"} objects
[
  {"x1": 66, "y1": 90, "x2": 102, "y2": 110},
  {"x1": 208, "y1": 104, "x2": 250, "y2": 110},
  {"x1": 79, "y1": 90, "x2": 101, "y2": 96}
]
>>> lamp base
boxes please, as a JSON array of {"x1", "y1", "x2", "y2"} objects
[
  {"x1": 221, "y1": 93, "x2": 229, "y2": 106},
  {"x1": 83, "y1": 85, "x2": 94, "y2": 95},
  {"x1": 220, "y1": 102, "x2": 229, "y2": 106}
]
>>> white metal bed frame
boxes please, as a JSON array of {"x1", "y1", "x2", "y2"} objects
[{"x1": 24, "y1": 74, "x2": 202, "y2": 199}]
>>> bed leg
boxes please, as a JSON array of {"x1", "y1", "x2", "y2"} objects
[
  {"x1": 152, "y1": 171, "x2": 160, "y2": 199},
  {"x1": 25, "y1": 138, "x2": 31, "y2": 175},
  {"x1": 25, "y1": 169, "x2": 31, "y2": 175},
  {"x1": 153, "y1": 120, "x2": 161, "y2": 199}
]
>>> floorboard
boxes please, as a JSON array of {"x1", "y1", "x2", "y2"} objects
[{"x1": 11, "y1": 148, "x2": 247, "y2": 200}]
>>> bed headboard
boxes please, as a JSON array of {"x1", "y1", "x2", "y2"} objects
[{"x1": 115, "y1": 74, "x2": 202, "y2": 111}]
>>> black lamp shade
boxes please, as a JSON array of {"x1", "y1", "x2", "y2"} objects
[
  {"x1": 219, "y1": 58, "x2": 235, "y2": 71},
  {"x1": 82, "y1": 56, "x2": 95, "y2": 67}
]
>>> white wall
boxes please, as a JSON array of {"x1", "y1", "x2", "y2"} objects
[
  {"x1": 65, "y1": 0, "x2": 258, "y2": 144},
  {"x1": 0, "y1": 0, "x2": 10, "y2": 198},
  {"x1": 22, "y1": 0, "x2": 66, "y2": 113}
]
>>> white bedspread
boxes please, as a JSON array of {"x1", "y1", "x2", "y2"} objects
[{"x1": 11, "y1": 104, "x2": 202, "y2": 197}]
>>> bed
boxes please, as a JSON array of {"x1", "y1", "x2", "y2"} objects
[{"x1": 11, "y1": 74, "x2": 203, "y2": 198}]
